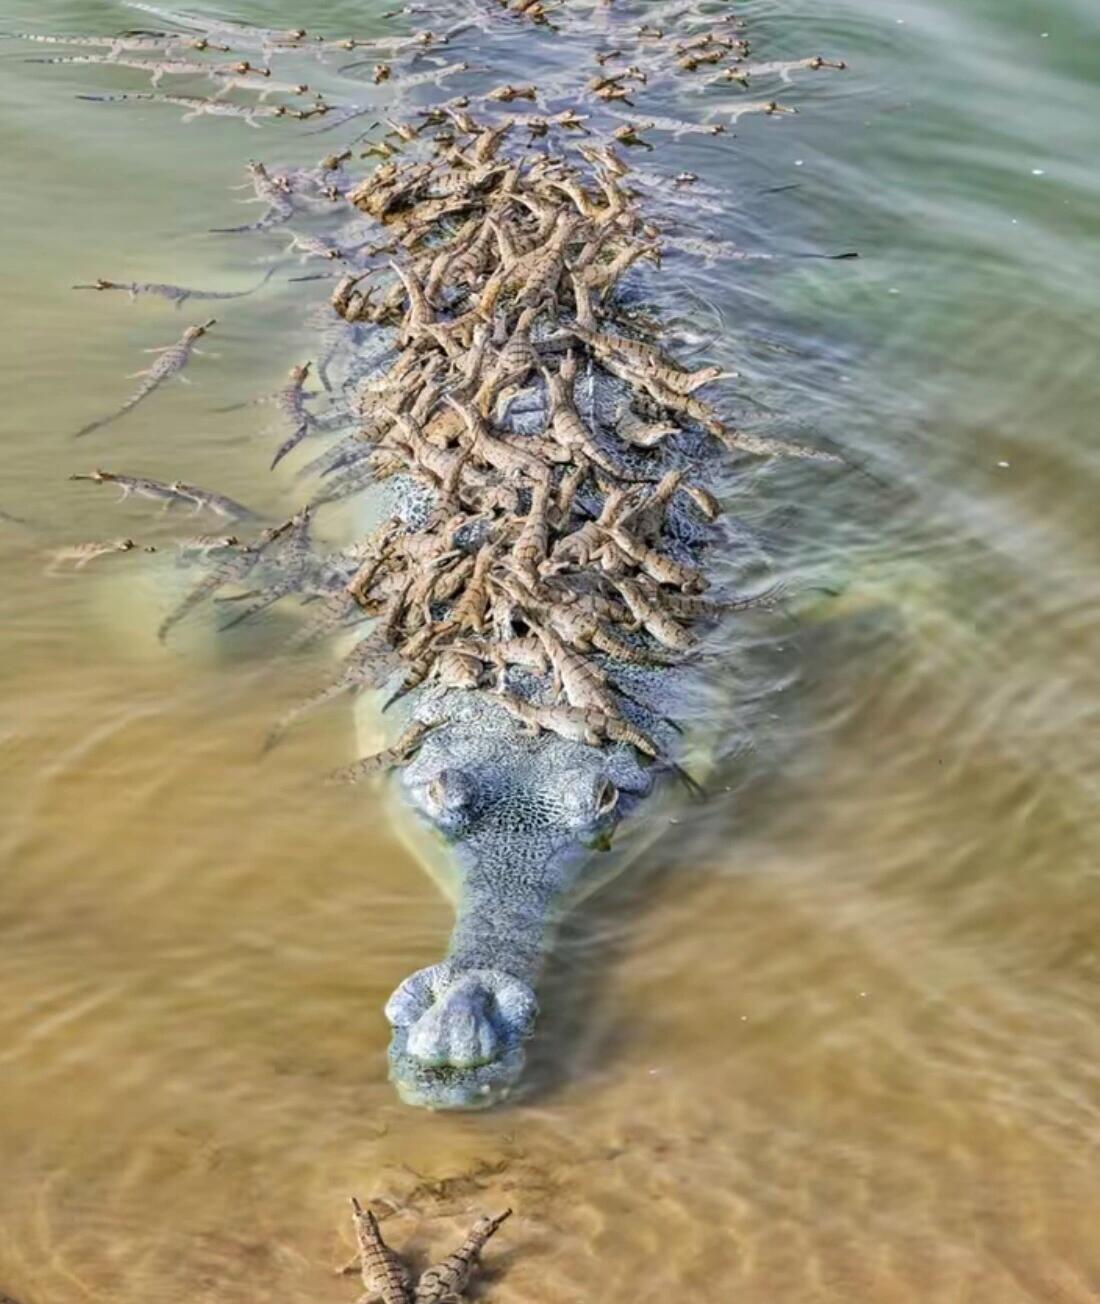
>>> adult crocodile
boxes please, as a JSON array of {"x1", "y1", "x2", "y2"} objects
[{"x1": 37, "y1": 0, "x2": 851, "y2": 1111}]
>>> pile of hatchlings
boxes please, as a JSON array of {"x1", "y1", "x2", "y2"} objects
[
  {"x1": 311, "y1": 67, "x2": 843, "y2": 772},
  {"x1": 46, "y1": 2, "x2": 848, "y2": 773}
]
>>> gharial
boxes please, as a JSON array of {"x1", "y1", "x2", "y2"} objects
[{"x1": 32, "y1": 0, "x2": 851, "y2": 1109}]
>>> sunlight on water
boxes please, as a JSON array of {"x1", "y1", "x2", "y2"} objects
[{"x1": 1, "y1": 0, "x2": 1098, "y2": 1300}]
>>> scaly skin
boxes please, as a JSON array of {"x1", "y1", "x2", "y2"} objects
[{"x1": 384, "y1": 687, "x2": 657, "y2": 1109}]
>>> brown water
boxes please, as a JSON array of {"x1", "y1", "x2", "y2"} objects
[{"x1": 2, "y1": 0, "x2": 1099, "y2": 1300}]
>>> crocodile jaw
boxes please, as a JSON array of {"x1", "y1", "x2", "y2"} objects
[{"x1": 387, "y1": 1037, "x2": 528, "y2": 1111}]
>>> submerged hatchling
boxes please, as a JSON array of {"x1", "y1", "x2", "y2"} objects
[
  {"x1": 30, "y1": 0, "x2": 853, "y2": 1111},
  {"x1": 75, "y1": 91, "x2": 316, "y2": 126},
  {"x1": 69, "y1": 469, "x2": 258, "y2": 520},
  {"x1": 7, "y1": 29, "x2": 232, "y2": 55},
  {"x1": 22, "y1": 52, "x2": 265, "y2": 86},
  {"x1": 212, "y1": 159, "x2": 297, "y2": 233},
  {"x1": 44, "y1": 537, "x2": 156, "y2": 575},
  {"x1": 74, "y1": 319, "x2": 215, "y2": 439}
]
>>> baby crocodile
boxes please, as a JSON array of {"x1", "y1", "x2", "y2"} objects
[
  {"x1": 344, "y1": 1198, "x2": 412, "y2": 1304},
  {"x1": 44, "y1": 537, "x2": 146, "y2": 574},
  {"x1": 24, "y1": 54, "x2": 262, "y2": 87},
  {"x1": 212, "y1": 160, "x2": 295, "y2": 234},
  {"x1": 211, "y1": 74, "x2": 312, "y2": 101},
  {"x1": 74, "y1": 319, "x2": 215, "y2": 439},
  {"x1": 72, "y1": 265, "x2": 274, "y2": 308},
  {"x1": 70, "y1": 469, "x2": 257, "y2": 520},
  {"x1": 8, "y1": 31, "x2": 229, "y2": 55},
  {"x1": 75, "y1": 92, "x2": 305, "y2": 127},
  {"x1": 267, "y1": 363, "x2": 316, "y2": 470},
  {"x1": 120, "y1": 0, "x2": 310, "y2": 51},
  {"x1": 608, "y1": 108, "x2": 725, "y2": 137},
  {"x1": 414, "y1": 1210, "x2": 512, "y2": 1304}
]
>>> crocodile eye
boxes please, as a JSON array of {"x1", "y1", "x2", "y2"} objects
[
  {"x1": 559, "y1": 769, "x2": 620, "y2": 828},
  {"x1": 413, "y1": 767, "x2": 476, "y2": 834}
]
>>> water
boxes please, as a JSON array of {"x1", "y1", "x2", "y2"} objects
[{"x1": 1, "y1": 0, "x2": 1098, "y2": 1299}]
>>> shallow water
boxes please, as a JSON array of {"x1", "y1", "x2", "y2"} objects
[{"x1": 1, "y1": 0, "x2": 1099, "y2": 1300}]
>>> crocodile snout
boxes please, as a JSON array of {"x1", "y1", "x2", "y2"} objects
[
  {"x1": 386, "y1": 964, "x2": 539, "y2": 1109},
  {"x1": 406, "y1": 975, "x2": 502, "y2": 1068}
]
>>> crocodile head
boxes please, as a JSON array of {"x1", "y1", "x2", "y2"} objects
[{"x1": 382, "y1": 694, "x2": 656, "y2": 1109}]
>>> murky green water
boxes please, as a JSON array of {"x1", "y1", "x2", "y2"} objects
[{"x1": 2, "y1": 0, "x2": 1099, "y2": 1300}]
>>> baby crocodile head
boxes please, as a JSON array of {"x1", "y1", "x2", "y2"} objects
[{"x1": 382, "y1": 695, "x2": 655, "y2": 1110}]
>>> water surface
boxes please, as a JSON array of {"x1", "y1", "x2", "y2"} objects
[{"x1": 1, "y1": 0, "x2": 1099, "y2": 1300}]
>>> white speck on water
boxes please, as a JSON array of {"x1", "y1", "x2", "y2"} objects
[
  {"x1": 888, "y1": 287, "x2": 900, "y2": 294},
  {"x1": 1041, "y1": 31, "x2": 1049, "y2": 37},
  {"x1": 997, "y1": 460, "x2": 1010, "y2": 468},
  {"x1": 794, "y1": 159, "x2": 804, "y2": 166},
  {"x1": 1032, "y1": 168, "x2": 1045, "y2": 176},
  {"x1": 1011, "y1": 218, "x2": 1019, "y2": 224}
]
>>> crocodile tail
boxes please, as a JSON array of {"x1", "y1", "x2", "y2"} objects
[{"x1": 269, "y1": 420, "x2": 309, "y2": 470}]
